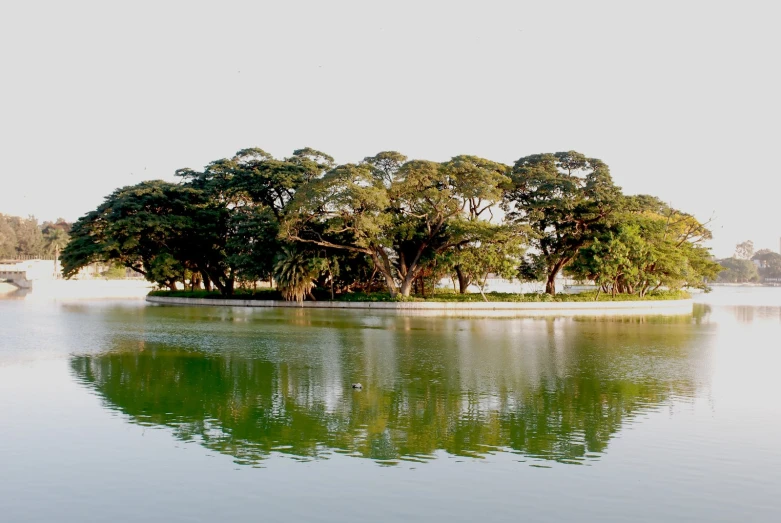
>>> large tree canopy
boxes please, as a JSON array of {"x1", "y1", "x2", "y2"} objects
[
  {"x1": 504, "y1": 151, "x2": 622, "y2": 295},
  {"x1": 567, "y1": 196, "x2": 722, "y2": 296},
  {"x1": 61, "y1": 181, "x2": 216, "y2": 290},
  {"x1": 282, "y1": 153, "x2": 514, "y2": 297}
]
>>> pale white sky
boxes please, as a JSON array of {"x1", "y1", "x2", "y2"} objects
[{"x1": 1, "y1": 0, "x2": 779, "y2": 257}]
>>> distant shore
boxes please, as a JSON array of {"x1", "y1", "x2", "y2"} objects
[{"x1": 1, "y1": 279, "x2": 153, "y2": 300}]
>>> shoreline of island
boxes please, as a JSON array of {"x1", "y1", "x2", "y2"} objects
[{"x1": 146, "y1": 295, "x2": 694, "y2": 316}]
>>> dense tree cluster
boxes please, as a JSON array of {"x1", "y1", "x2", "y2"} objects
[
  {"x1": 565, "y1": 195, "x2": 721, "y2": 297},
  {"x1": 0, "y1": 214, "x2": 71, "y2": 259},
  {"x1": 716, "y1": 242, "x2": 781, "y2": 283},
  {"x1": 61, "y1": 148, "x2": 720, "y2": 298}
]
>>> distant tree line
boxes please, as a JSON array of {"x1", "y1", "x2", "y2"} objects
[
  {"x1": 61, "y1": 148, "x2": 721, "y2": 299},
  {"x1": 716, "y1": 240, "x2": 781, "y2": 283},
  {"x1": 0, "y1": 214, "x2": 71, "y2": 259}
]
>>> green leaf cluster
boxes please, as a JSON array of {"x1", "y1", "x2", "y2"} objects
[{"x1": 567, "y1": 196, "x2": 721, "y2": 296}]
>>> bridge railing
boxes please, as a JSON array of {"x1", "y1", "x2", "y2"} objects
[{"x1": 1, "y1": 255, "x2": 56, "y2": 261}]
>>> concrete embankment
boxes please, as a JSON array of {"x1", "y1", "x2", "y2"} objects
[{"x1": 146, "y1": 296, "x2": 694, "y2": 317}]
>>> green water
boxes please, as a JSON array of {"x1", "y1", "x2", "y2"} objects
[{"x1": 1, "y1": 290, "x2": 780, "y2": 522}]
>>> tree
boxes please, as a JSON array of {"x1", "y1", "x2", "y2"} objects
[
  {"x1": 451, "y1": 229, "x2": 525, "y2": 300},
  {"x1": 568, "y1": 196, "x2": 722, "y2": 295},
  {"x1": 61, "y1": 181, "x2": 213, "y2": 291},
  {"x1": 442, "y1": 155, "x2": 518, "y2": 293},
  {"x1": 43, "y1": 227, "x2": 70, "y2": 256},
  {"x1": 752, "y1": 250, "x2": 781, "y2": 280},
  {"x1": 6, "y1": 215, "x2": 44, "y2": 256},
  {"x1": 568, "y1": 227, "x2": 638, "y2": 299},
  {"x1": 60, "y1": 145, "x2": 723, "y2": 301},
  {"x1": 734, "y1": 240, "x2": 754, "y2": 260},
  {"x1": 282, "y1": 154, "x2": 512, "y2": 297},
  {"x1": 225, "y1": 206, "x2": 280, "y2": 287},
  {"x1": 716, "y1": 258, "x2": 759, "y2": 283},
  {"x1": 273, "y1": 247, "x2": 319, "y2": 304},
  {"x1": 0, "y1": 214, "x2": 18, "y2": 259},
  {"x1": 446, "y1": 222, "x2": 525, "y2": 296},
  {"x1": 0, "y1": 214, "x2": 70, "y2": 260},
  {"x1": 504, "y1": 151, "x2": 622, "y2": 295},
  {"x1": 41, "y1": 218, "x2": 72, "y2": 235}
]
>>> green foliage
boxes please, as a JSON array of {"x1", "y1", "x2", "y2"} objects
[
  {"x1": 752, "y1": 250, "x2": 781, "y2": 280},
  {"x1": 0, "y1": 214, "x2": 44, "y2": 257},
  {"x1": 446, "y1": 223, "x2": 525, "y2": 298},
  {"x1": 62, "y1": 146, "x2": 719, "y2": 301},
  {"x1": 273, "y1": 247, "x2": 320, "y2": 304},
  {"x1": 43, "y1": 227, "x2": 70, "y2": 256},
  {"x1": 60, "y1": 180, "x2": 208, "y2": 291},
  {"x1": 716, "y1": 257, "x2": 759, "y2": 283},
  {"x1": 567, "y1": 195, "x2": 721, "y2": 296},
  {"x1": 0, "y1": 214, "x2": 72, "y2": 259},
  {"x1": 0, "y1": 214, "x2": 17, "y2": 258},
  {"x1": 226, "y1": 206, "x2": 279, "y2": 284},
  {"x1": 149, "y1": 288, "x2": 283, "y2": 300},
  {"x1": 503, "y1": 151, "x2": 622, "y2": 294},
  {"x1": 283, "y1": 153, "x2": 513, "y2": 297},
  {"x1": 100, "y1": 263, "x2": 128, "y2": 279}
]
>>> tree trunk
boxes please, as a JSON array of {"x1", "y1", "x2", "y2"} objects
[
  {"x1": 399, "y1": 278, "x2": 413, "y2": 297},
  {"x1": 545, "y1": 257, "x2": 571, "y2": 296},
  {"x1": 545, "y1": 274, "x2": 557, "y2": 296},
  {"x1": 399, "y1": 269, "x2": 420, "y2": 297},
  {"x1": 371, "y1": 250, "x2": 399, "y2": 297},
  {"x1": 455, "y1": 265, "x2": 470, "y2": 294},
  {"x1": 209, "y1": 274, "x2": 226, "y2": 294},
  {"x1": 478, "y1": 272, "x2": 489, "y2": 302},
  {"x1": 376, "y1": 260, "x2": 398, "y2": 297}
]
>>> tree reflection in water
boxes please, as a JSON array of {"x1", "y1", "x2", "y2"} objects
[{"x1": 70, "y1": 312, "x2": 706, "y2": 466}]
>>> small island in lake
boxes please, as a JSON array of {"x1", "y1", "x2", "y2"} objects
[{"x1": 59, "y1": 148, "x2": 722, "y2": 303}]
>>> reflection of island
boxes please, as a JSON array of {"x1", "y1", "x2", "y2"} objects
[{"x1": 70, "y1": 314, "x2": 704, "y2": 466}]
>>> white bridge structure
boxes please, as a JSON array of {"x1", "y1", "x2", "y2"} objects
[{"x1": 0, "y1": 258, "x2": 60, "y2": 289}]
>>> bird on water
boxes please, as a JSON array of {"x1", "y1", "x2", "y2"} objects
[{"x1": 352, "y1": 383, "x2": 363, "y2": 389}]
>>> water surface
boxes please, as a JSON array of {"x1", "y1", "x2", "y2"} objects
[{"x1": 1, "y1": 289, "x2": 780, "y2": 522}]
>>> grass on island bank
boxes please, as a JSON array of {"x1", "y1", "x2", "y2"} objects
[{"x1": 148, "y1": 288, "x2": 691, "y2": 303}]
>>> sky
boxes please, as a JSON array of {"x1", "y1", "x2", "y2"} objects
[{"x1": 0, "y1": 0, "x2": 779, "y2": 257}]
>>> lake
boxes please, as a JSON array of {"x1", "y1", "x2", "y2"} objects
[{"x1": 1, "y1": 288, "x2": 780, "y2": 522}]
